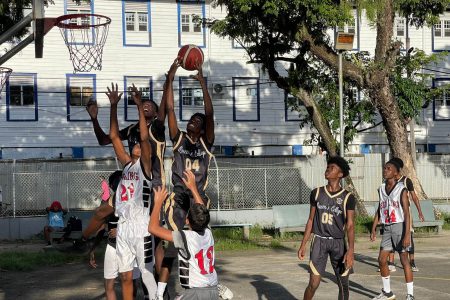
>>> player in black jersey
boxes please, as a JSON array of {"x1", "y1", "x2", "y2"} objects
[{"x1": 298, "y1": 156, "x2": 356, "y2": 300}]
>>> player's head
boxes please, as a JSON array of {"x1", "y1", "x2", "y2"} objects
[
  {"x1": 108, "y1": 170, "x2": 123, "y2": 192},
  {"x1": 187, "y1": 113, "x2": 206, "y2": 135},
  {"x1": 389, "y1": 157, "x2": 404, "y2": 170},
  {"x1": 187, "y1": 203, "x2": 210, "y2": 232},
  {"x1": 383, "y1": 160, "x2": 400, "y2": 180},
  {"x1": 142, "y1": 99, "x2": 159, "y2": 119},
  {"x1": 325, "y1": 156, "x2": 350, "y2": 180},
  {"x1": 131, "y1": 143, "x2": 141, "y2": 158}
]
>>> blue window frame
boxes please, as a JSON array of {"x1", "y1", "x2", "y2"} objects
[
  {"x1": 64, "y1": 0, "x2": 95, "y2": 46},
  {"x1": 66, "y1": 74, "x2": 96, "y2": 122},
  {"x1": 124, "y1": 76, "x2": 153, "y2": 121},
  {"x1": 432, "y1": 78, "x2": 450, "y2": 120},
  {"x1": 432, "y1": 19, "x2": 450, "y2": 52},
  {"x1": 122, "y1": 0, "x2": 152, "y2": 47},
  {"x1": 6, "y1": 73, "x2": 38, "y2": 122},
  {"x1": 232, "y1": 77, "x2": 260, "y2": 122},
  {"x1": 284, "y1": 92, "x2": 308, "y2": 122},
  {"x1": 178, "y1": 76, "x2": 207, "y2": 121},
  {"x1": 177, "y1": 0, "x2": 206, "y2": 48},
  {"x1": 334, "y1": 11, "x2": 360, "y2": 51}
]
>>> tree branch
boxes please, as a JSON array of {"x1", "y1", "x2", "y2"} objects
[{"x1": 356, "y1": 121, "x2": 383, "y2": 133}]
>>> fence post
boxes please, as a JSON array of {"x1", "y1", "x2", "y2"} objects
[
  {"x1": 66, "y1": 173, "x2": 70, "y2": 212},
  {"x1": 264, "y1": 168, "x2": 268, "y2": 208},
  {"x1": 12, "y1": 159, "x2": 16, "y2": 218}
]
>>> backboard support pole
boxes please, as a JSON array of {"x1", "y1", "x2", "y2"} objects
[
  {"x1": 0, "y1": 35, "x2": 35, "y2": 66},
  {"x1": 0, "y1": 13, "x2": 33, "y2": 45}
]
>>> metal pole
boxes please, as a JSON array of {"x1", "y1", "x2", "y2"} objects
[
  {"x1": 406, "y1": 17, "x2": 416, "y2": 166},
  {"x1": 0, "y1": 13, "x2": 33, "y2": 45},
  {"x1": 0, "y1": 34, "x2": 35, "y2": 66},
  {"x1": 339, "y1": 51, "x2": 344, "y2": 158}
]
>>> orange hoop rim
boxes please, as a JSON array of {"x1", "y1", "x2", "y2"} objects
[{"x1": 55, "y1": 14, "x2": 111, "y2": 29}]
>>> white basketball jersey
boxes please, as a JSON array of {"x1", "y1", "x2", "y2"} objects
[
  {"x1": 378, "y1": 181, "x2": 406, "y2": 224},
  {"x1": 178, "y1": 229, "x2": 218, "y2": 289},
  {"x1": 115, "y1": 158, "x2": 152, "y2": 221}
]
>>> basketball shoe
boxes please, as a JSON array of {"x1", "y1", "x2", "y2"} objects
[
  {"x1": 372, "y1": 289, "x2": 395, "y2": 300},
  {"x1": 218, "y1": 283, "x2": 233, "y2": 299}
]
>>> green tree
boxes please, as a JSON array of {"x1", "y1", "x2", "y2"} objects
[
  {"x1": 211, "y1": 0, "x2": 450, "y2": 205},
  {"x1": 0, "y1": 0, "x2": 32, "y2": 40}
]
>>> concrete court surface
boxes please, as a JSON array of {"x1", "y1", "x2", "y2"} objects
[{"x1": 0, "y1": 232, "x2": 449, "y2": 300}]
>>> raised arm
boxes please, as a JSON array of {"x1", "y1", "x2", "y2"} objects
[
  {"x1": 130, "y1": 84, "x2": 152, "y2": 178},
  {"x1": 107, "y1": 83, "x2": 130, "y2": 166},
  {"x1": 86, "y1": 100, "x2": 112, "y2": 145},
  {"x1": 193, "y1": 63, "x2": 214, "y2": 144},
  {"x1": 166, "y1": 60, "x2": 180, "y2": 140},
  {"x1": 182, "y1": 169, "x2": 203, "y2": 205},
  {"x1": 148, "y1": 186, "x2": 173, "y2": 241},
  {"x1": 157, "y1": 77, "x2": 169, "y2": 123}
]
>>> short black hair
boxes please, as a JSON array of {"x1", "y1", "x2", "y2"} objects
[
  {"x1": 387, "y1": 157, "x2": 404, "y2": 171},
  {"x1": 187, "y1": 203, "x2": 210, "y2": 232},
  {"x1": 143, "y1": 99, "x2": 159, "y2": 113},
  {"x1": 108, "y1": 170, "x2": 123, "y2": 192},
  {"x1": 190, "y1": 112, "x2": 206, "y2": 131},
  {"x1": 388, "y1": 157, "x2": 404, "y2": 171},
  {"x1": 327, "y1": 156, "x2": 350, "y2": 178}
]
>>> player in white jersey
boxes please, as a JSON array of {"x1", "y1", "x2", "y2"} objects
[
  {"x1": 149, "y1": 170, "x2": 218, "y2": 300},
  {"x1": 107, "y1": 83, "x2": 157, "y2": 300},
  {"x1": 370, "y1": 158, "x2": 413, "y2": 300}
]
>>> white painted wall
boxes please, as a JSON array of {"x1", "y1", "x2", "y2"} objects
[{"x1": 1, "y1": 2, "x2": 450, "y2": 159}]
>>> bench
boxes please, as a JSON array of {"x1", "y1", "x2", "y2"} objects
[
  {"x1": 411, "y1": 200, "x2": 444, "y2": 233},
  {"x1": 210, "y1": 223, "x2": 252, "y2": 240},
  {"x1": 272, "y1": 204, "x2": 310, "y2": 236},
  {"x1": 49, "y1": 230, "x2": 83, "y2": 245}
]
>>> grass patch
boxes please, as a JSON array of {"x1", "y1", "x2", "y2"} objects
[
  {"x1": 0, "y1": 250, "x2": 86, "y2": 271},
  {"x1": 439, "y1": 212, "x2": 450, "y2": 230},
  {"x1": 354, "y1": 215, "x2": 374, "y2": 234}
]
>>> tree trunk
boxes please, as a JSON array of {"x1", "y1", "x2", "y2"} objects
[{"x1": 293, "y1": 89, "x2": 368, "y2": 216}]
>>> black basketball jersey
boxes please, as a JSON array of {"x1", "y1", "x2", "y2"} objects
[
  {"x1": 398, "y1": 176, "x2": 414, "y2": 192},
  {"x1": 106, "y1": 213, "x2": 119, "y2": 247},
  {"x1": 311, "y1": 187, "x2": 356, "y2": 239},
  {"x1": 171, "y1": 131, "x2": 213, "y2": 192},
  {"x1": 120, "y1": 119, "x2": 166, "y2": 187}
]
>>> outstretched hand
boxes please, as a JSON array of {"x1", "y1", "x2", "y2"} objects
[
  {"x1": 167, "y1": 59, "x2": 180, "y2": 82},
  {"x1": 153, "y1": 186, "x2": 168, "y2": 205},
  {"x1": 86, "y1": 99, "x2": 98, "y2": 119},
  {"x1": 182, "y1": 169, "x2": 197, "y2": 191},
  {"x1": 190, "y1": 61, "x2": 204, "y2": 83},
  {"x1": 129, "y1": 83, "x2": 142, "y2": 106},
  {"x1": 105, "y1": 83, "x2": 123, "y2": 106}
]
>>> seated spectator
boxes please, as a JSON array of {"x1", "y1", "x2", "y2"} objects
[{"x1": 44, "y1": 201, "x2": 67, "y2": 246}]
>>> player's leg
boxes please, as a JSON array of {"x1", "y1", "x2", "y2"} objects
[
  {"x1": 136, "y1": 234, "x2": 157, "y2": 299},
  {"x1": 44, "y1": 225, "x2": 53, "y2": 245},
  {"x1": 409, "y1": 233, "x2": 418, "y2": 271},
  {"x1": 330, "y1": 239, "x2": 351, "y2": 300},
  {"x1": 372, "y1": 225, "x2": 396, "y2": 300},
  {"x1": 116, "y1": 224, "x2": 138, "y2": 300},
  {"x1": 104, "y1": 244, "x2": 119, "y2": 300},
  {"x1": 388, "y1": 250, "x2": 396, "y2": 272},
  {"x1": 391, "y1": 223, "x2": 413, "y2": 297},
  {"x1": 120, "y1": 271, "x2": 134, "y2": 300},
  {"x1": 304, "y1": 236, "x2": 327, "y2": 300}
]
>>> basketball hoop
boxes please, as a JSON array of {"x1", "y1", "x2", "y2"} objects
[
  {"x1": 0, "y1": 67, "x2": 12, "y2": 95},
  {"x1": 55, "y1": 14, "x2": 111, "y2": 73}
]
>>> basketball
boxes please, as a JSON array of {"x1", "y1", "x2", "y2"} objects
[{"x1": 177, "y1": 44, "x2": 204, "y2": 71}]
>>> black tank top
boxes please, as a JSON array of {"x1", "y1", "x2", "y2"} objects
[
  {"x1": 171, "y1": 131, "x2": 213, "y2": 192},
  {"x1": 311, "y1": 187, "x2": 354, "y2": 239},
  {"x1": 121, "y1": 119, "x2": 166, "y2": 187}
]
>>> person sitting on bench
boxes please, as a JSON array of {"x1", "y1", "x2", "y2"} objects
[{"x1": 44, "y1": 201, "x2": 67, "y2": 246}]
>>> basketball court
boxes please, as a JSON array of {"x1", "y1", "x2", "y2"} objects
[{"x1": 1, "y1": 233, "x2": 450, "y2": 299}]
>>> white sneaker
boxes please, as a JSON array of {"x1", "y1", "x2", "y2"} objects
[
  {"x1": 388, "y1": 264, "x2": 396, "y2": 272},
  {"x1": 372, "y1": 289, "x2": 395, "y2": 300},
  {"x1": 218, "y1": 283, "x2": 234, "y2": 299}
]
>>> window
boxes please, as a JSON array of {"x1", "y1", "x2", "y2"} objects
[
  {"x1": 123, "y1": 1, "x2": 151, "y2": 46},
  {"x1": 233, "y1": 77, "x2": 260, "y2": 121},
  {"x1": 432, "y1": 79, "x2": 450, "y2": 120},
  {"x1": 396, "y1": 18, "x2": 405, "y2": 37},
  {"x1": 435, "y1": 22, "x2": 442, "y2": 37},
  {"x1": 178, "y1": 1, "x2": 205, "y2": 47},
  {"x1": 445, "y1": 20, "x2": 450, "y2": 37},
  {"x1": 285, "y1": 92, "x2": 308, "y2": 122},
  {"x1": 182, "y1": 88, "x2": 203, "y2": 106},
  {"x1": 66, "y1": 74, "x2": 96, "y2": 121},
  {"x1": 179, "y1": 76, "x2": 207, "y2": 121},
  {"x1": 124, "y1": 76, "x2": 152, "y2": 121},
  {"x1": 66, "y1": 0, "x2": 92, "y2": 24},
  {"x1": 6, "y1": 73, "x2": 38, "y2": 121}
]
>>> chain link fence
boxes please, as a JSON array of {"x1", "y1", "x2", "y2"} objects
[{"x1": 1, "y1": 154, "x2": 450, "y2": 217}]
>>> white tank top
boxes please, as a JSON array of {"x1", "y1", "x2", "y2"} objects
[
  {"x1": 176, "y1": 229, "x2": 218, "y2": 289},
  {"x1": 378, "y1": 181, "x2": 406, "y2": 224},
  {"x1": 115, "y1": 158, "x2": 152, "y2": 222}
]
